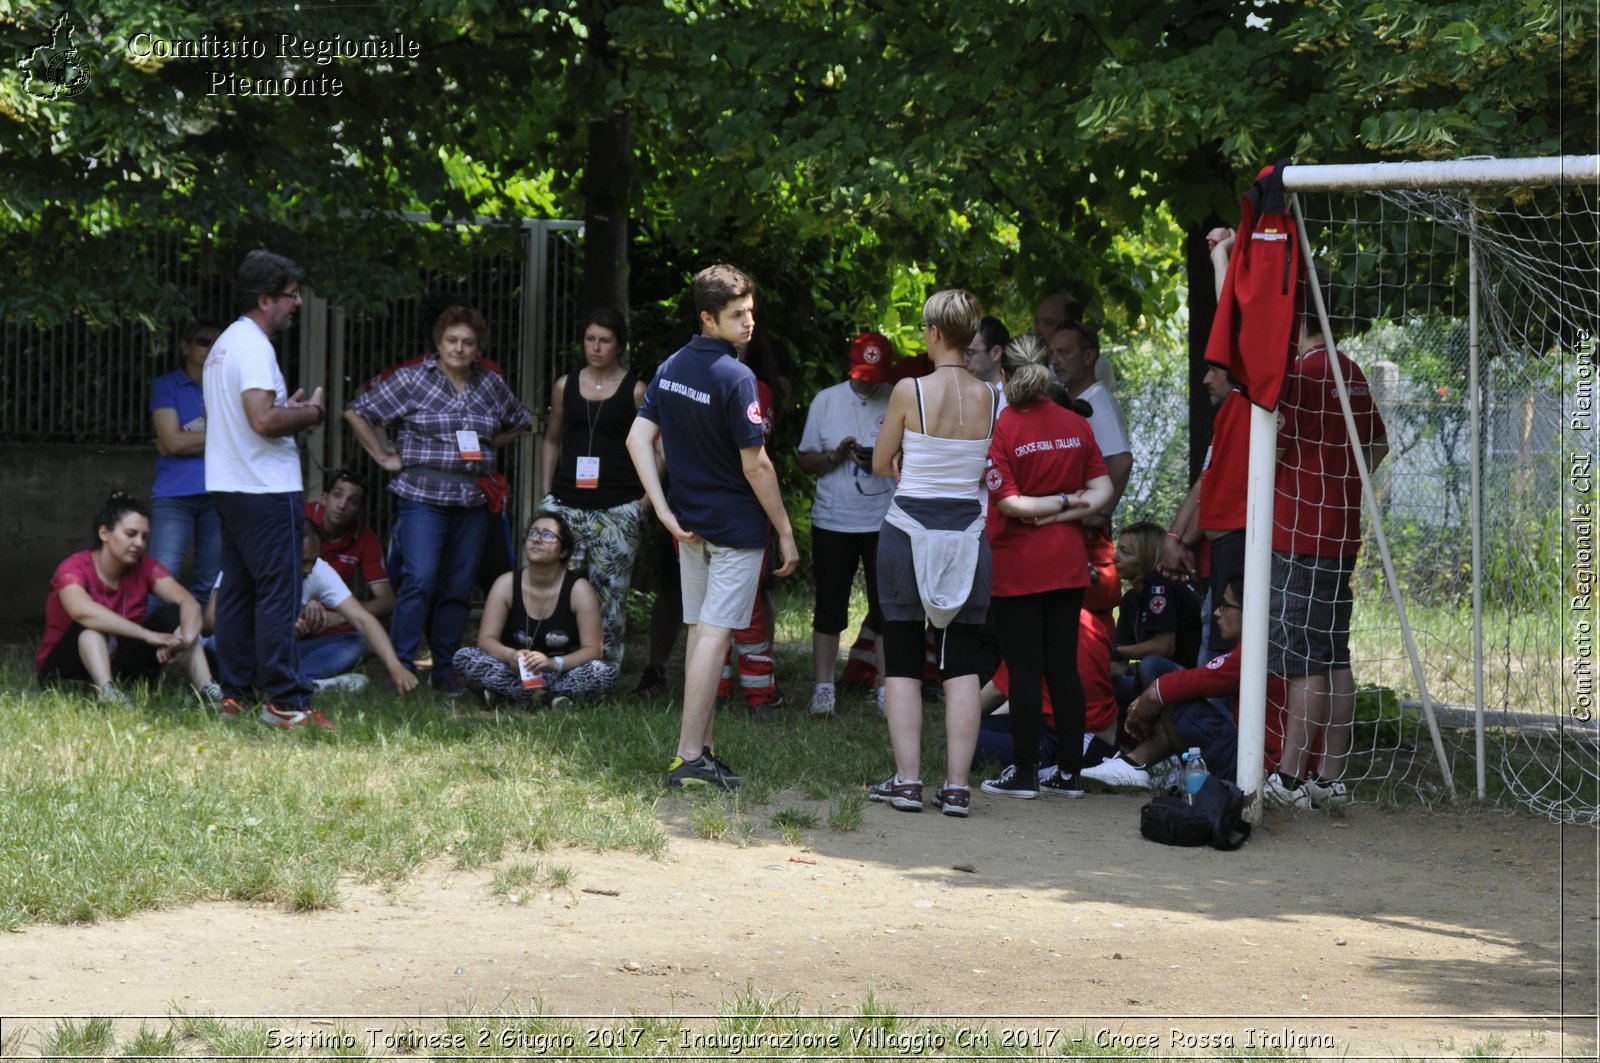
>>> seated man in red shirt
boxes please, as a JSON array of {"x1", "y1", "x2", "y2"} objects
[
  {"x1": 1083, "y1": 576, "x2": 1247, "y2": 790},
  {"x1": 299, "y1": 469, "x2": 394, "y2": 685}
]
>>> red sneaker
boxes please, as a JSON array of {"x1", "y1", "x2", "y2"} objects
[
  {"x1": 258, "y1": 703, "x2": 309, "y2": 729},
  {"x1": 219, "y1": 697, "x2": 246, "y2": 720},
  {"x1": 305, "y1": 710, "x2": 339, "y2": 731}
]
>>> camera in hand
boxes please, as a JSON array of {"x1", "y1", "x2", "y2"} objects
[{"x1": 853, "y1": 446, "x2": 874, "y2": 461}]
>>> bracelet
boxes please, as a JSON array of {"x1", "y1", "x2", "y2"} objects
[
  {"x1": 1166, "y1": 531, "x2": 1182, "y2": 542},
  {"x1": 1058, "y1": 492, "x2": 1071, "y2": 509},
  {"x1": 553, "y1": 655, "x2": 565, "y2": 675}
]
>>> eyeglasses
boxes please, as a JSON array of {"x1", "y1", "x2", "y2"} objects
[
  {"x1": 273, "y1": 289, "x2": 303, "y2": 302},
  {"x1": 1216, "y1": 601, "x2": 1242, "y2": 613},
  {"x1": 526, "y1": 529, "x2": 559, "y2": 543}
]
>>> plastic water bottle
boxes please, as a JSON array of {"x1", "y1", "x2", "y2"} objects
[{"x1": 1183, "y1": 747, "x2": 1209, "y2": 803}]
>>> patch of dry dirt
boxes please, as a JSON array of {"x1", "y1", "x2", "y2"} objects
[{"x1": 3, "y1": 796, "x2": 1596, "y2": 1060}]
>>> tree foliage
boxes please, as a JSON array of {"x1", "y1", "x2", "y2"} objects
[{"x1": 0, "y1": 0, "x2": 1588, "y2": 339}]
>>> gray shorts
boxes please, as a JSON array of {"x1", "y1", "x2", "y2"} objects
[
  {"x1": 679, "y1": 540, "x2": 764, "y2": 629},
  {"x1": 1268, "y1": 551, "x2": 1355, "y2": 676}
]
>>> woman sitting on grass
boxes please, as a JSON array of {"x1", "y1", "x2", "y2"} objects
[
  {"x1": 453, "y1": 512, "x2": 619, "y2": 706},
  {"x1": 37, "y1": 492, "x2": 219, "y2": 708}
]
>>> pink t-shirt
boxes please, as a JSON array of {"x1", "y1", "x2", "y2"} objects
[{"x1": 37, "y1": 551, "x2": 171, "y2": 670}]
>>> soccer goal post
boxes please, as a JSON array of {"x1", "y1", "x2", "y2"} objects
[{"x1": 1232, "y1": 154, "x2": 1599, "y2": 824}]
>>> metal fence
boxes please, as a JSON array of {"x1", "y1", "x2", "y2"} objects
[{"x1": 1, "y1": 218, "x2": 584, "y2": 541}]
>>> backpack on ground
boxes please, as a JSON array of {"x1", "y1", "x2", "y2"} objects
[{"x1": 1139, "y1": 776, "x2": 1252, "y2": 850}]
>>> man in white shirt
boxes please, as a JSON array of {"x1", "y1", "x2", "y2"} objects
[{"x1": 203, "y1": 250, "x2": 328, "y2": 729}]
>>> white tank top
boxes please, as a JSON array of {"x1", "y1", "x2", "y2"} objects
[{"x1": 893, "y1": 378, "x2": 996, "y2": 501}]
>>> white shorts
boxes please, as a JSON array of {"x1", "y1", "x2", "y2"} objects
[{"x1": 679, "y1": 540, "x2": 764, "y2": 629}]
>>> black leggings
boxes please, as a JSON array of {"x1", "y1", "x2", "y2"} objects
[
  {"x1": 882, "y1": 620, "x2": 983, "y2": 680},
  {"x1": 990, "y1": 587, "x2": 1086, "y2": 775}
]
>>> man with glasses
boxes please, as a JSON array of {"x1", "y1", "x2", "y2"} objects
[
  {"x1": 204, "y1": 249, "x2": 331, "y2": 729},
  {"x1": 797, "y1": 331, "x2": 897, "y2": 715},
  {"x1": 963, "y1": 316, "x2": 1010, "y2": 397},
  {"x1": 1081, "y1": 576, "x2": 1246, "y2": 789}
]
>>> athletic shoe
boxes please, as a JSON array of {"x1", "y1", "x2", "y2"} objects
[
  {"x1": 313, "y1": 673, "x2": 369, "y2": 696},
  {"x1": 1304, "y1": 774, "x2": 1350, "y2": 807},
  {"x1": 631, "y1": 665, "x2": 668, "y2": 700},
  {"x1": 97, "y1": 682, "x2": 133, "y2": 709},
  {"x1": 808, "y1": 684, "x2": 836, "y2": 716},
  {"x1": 868, "y1": 776, "x2": 923, "y2": 812},
  {"x1": 1036, "y1": 767, "x2": 1086, "y2": 798},
  {"x1": 703, "y1": 747, "x2": 742, "y2": 787},
  {"x1": 979, "y1": 765, "x2": 1039, "y2": 799},
  {"x1": 218, "y1": 697, "x2": 245, "y2": 720},
  {"x1": 259, "y1": 703, "x2": 310, "y2": 729},
  {"x1": 1081, "y1": 754, "x2": 1153, "y2": 790},
  {"x1": 304, "y1": 709, "x2": 338, "y2": 731},
  {"x1": 876, "y1": 686, "x2": 887, "y2": 717},
  {"x1": 668, "y1": 754, "x2": 736, "y2": 791},
  {"x1": 1264, "y1": 772, "x2": 1312, "y2": 809},
  {"x1": 549, "y1": 695, "x2": 573, "y2": 710},
  {"x1": 198, "y1": 682, "x2": 224, "y2": 707},
  {"x1": 931, "y1": 785, "x2": 970, "y2": 818}
]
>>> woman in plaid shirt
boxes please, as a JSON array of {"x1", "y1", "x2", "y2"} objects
[{"x1": 345, "y1": 306, "x2": 531, "y2": 694}]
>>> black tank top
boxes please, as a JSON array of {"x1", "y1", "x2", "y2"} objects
[
  {"x1": 552, "y1": 368, "x2": 645, "y2": 508},
  {"x1": 502, "y1": 569, "x2": 583, "y2": 656}
]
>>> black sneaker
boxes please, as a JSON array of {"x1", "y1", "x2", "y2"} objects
[
  {"x1": 868, "y1": 775, "x2": 923, "y2": 812},
  {"x1": 667, "y1": 754, "x2": 735, "y2": 791},
  {"x1": 703, "y1": 747, "x2": 742, "y2": 787},
  {"x1": 931, "y1": 785, "x2": 970, "y2": 818},
  {"x1": 631, "y1": 665, "x2": 668, "y2": 700},
  {"x1": 979, "y1": 764, "x2": 1039, "y2": 799},
  {"x1": 1037, "y1": 767, "x2": 1086, "y2": 798}
]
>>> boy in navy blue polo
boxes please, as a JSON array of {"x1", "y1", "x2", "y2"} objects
[{"x1": 627, "y1": 264, "x2": 799, "y2": 790}]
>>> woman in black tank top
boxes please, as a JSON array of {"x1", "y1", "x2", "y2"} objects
[
  {"x1": 452, "y1": 512, "x2": 620, "y2": 705},
  {"x1": 538, "y1": 308, "x2": 649, "y2": 671}
]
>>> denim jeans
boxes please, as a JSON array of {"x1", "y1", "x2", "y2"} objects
[
  {"x1": 148, "y1": 493, "x2": 222, "y2": 605},
  {"x1": 388, "y1": 498, "x2": 487, "y2": 675},
  {"x1": 297, "y1": 631, "x2": 367, "y2": 681}
]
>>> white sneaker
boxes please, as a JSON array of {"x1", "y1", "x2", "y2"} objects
[
  {"x1": 1265, "y1": 772, "x2": 1313, "y2": 810},
  {"x1": 1304, "y1": 774, "x2": 1349, "y2": 807},
  {"x1": 314, "y1": 673, "x2": 370, "y2": 696},
  {"x1": 1081, "y1": 754, "x2": 1152, "y2": 789},
  {"x1": 97, "y1": 682, "x2": 133, "y2": 709},
  {"x1": 808, "y1": 683, "x2": 836, "y2": 716}
]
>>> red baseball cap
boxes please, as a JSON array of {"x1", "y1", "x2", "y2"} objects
[{"x1": 849, "y1": 331, "x2": 894, "y2": 384}]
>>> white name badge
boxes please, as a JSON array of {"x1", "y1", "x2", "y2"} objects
[
  {"x1": 455, "y1": 429, "x2": 482, "y2": 461},
  {"x1": 574, "y1": 455, "x2": 600, "y2": 489}
]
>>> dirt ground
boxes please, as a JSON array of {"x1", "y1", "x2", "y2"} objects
[{"x1": 3, "y1": 794, "x2": 1596, "y2": 1061}]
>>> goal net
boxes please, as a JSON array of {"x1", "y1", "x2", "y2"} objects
[{"x1": 1252, "y1": 157, "x2": 1598, "y2": 824}]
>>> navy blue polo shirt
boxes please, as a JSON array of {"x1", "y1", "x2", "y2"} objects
[{"x1": 638, "y1": 334, "x2": 768, "y2": 548}]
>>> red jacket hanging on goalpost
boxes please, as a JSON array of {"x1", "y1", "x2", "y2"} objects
[{"x1": 1205, "y1": 161, "x2": 1301, "y2": 411}]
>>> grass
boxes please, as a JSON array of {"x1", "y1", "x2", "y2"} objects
[
  {"x1": 2, "y1": 574, "x2": 1589, "y2": 931},
  {"x1": 0, "y1": 602, "x2": 903, "y2": 928},
  {"x1": 20, "y1": 1004, "x2": 1542, "y2": 1062}
]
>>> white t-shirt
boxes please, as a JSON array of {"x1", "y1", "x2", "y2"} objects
[
  {"x1": 301, "y1": 558, "x2": 353, "y2": 611},
  {"x1": 799, "y1": 380, "x2": 895, "y2": 533},
  {"x1": 1077, "y1": 380, "x2": 1130, "y2": 459},
  {"x1": 203, "y1": 316, "x2": 303, "y2": 493},
  {"x1": 213, "y1": 559, "x2": 352, "y2": 612}
]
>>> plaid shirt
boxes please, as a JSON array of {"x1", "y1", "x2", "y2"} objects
[{"x1": 348, "y1": 359, "x2": 531, "y2": 507}]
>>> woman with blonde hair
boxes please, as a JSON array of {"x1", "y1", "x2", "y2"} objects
[
  {"x1": 977, "y1": 333, "x2": 1114, "y2": 801},
  {"x1": 867, "y1": 289, "x2": 999, "y2": 818}
]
